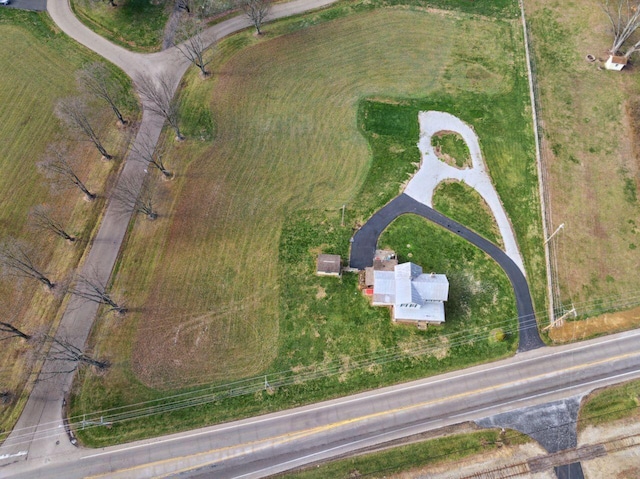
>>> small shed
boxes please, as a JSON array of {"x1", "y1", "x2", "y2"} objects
[
  {"x1": 316, "y1": 254, "x2": 341, "y2": 277},
  {"x1": 605, "y1": 54, "x2": 628, "y2": 71}
]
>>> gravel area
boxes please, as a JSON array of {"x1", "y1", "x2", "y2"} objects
[
  {"x1": 405, "y1": 111, "x2": 525, "y2": 273},
  {"x1": 580, "y1": 419, "x2": 640, "y2": 478}
]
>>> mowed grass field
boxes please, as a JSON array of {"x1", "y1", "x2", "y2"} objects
[
  {"x1": 525, "y1": 0, "x2": 640, "y2": 316},
  {"x1": 0, "y1": 11, "x2": 138, "y2": 435},
  {"x1": 71, "y1": 2, "x2": 542, "y2": 445},
  {"x1": 71, "y1": 0, "x2": 169, "y2": 52},
  {"x1": 128, "y1": 8, "x2": 534, "y2": 388}
]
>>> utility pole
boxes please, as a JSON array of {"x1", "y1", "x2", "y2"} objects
[
  {"x1": 542, "y1": 307, "x2": 576, "y2": 331},
  {"x1": 544, "y1": 223, "x2": 565, "y2": 245},
  {"x1": 341, "y1": 204, "x2": 346, "y2": 227}
]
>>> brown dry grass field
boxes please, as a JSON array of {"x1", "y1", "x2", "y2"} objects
[
  {"x1": 0, "y1": 12, "x2": 138, "y2": 434},
  {"x1": 525, "y1": 0, "x2": 640, "y2": 317}
]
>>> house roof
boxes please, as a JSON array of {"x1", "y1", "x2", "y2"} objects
[
  {"x1": 316, "y1": 254, "x2": 341, "y2": 275},
  {"x1": 412, "y1": 273, "x2": 449, "y2": 301},
  {"x1": 372, "y1": 270, "x2": 395, "y2": 304},
  {"x1": 371, "y1": 262, "x2": 449, "y2": 322},
  {"x1": 396, "y1": 301, "x2": 445, "y2": 323}
]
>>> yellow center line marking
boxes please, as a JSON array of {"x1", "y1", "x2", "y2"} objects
[{"x1": 85, "y1": 351, "x2": 640, "y2": 478}]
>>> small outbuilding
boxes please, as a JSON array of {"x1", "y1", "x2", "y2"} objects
[
  {"x1": 316, "y1": 254, "x2": 341, "y2": 277},
  {"x1": 605, "y1": 54, "x2": 628, "y2": 71}
]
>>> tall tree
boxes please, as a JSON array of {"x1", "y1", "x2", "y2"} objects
[
  {"x1": 132, "y1": 134, "x2": 173, "y2": 178},
  {"x1": 112, "y1": 173, "x2": 158, "y2": 220},
  {"x1": 29, "y1": 205, "x2": 76, "y2": 243},
  {"x1": 39, "y1": 146, "x2": 96, "y2": 201},
  {"x1": 242, "y1": 0, "x2": 271, "y2": 35},
  {"x1": 69, "y1": 273, "x2": 127, "y2": 315},
  {"x1": 77, "y1": 62, "x2": 128, "y2": 125},
  {"x1": 174, "y1": 18, "x2": 213, "y2": 77},
  {"x1": 0, "y1": 238, "x2": 54, "y2": 290},
  {"x1": 56, "y1": 97, "x2": 113, "y2": 160},
  {"x1": 601, "y1": 0, "x2": 640, "y2": 57},
  {"x1": 136, "y1": 73, "x2": 184, "y2": 140}
]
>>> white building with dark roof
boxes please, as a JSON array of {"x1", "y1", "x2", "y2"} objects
[{"x1": 372, "y1": 262, "x2": 449, "y2": 324}]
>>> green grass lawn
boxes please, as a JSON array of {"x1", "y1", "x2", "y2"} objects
[
  {"x1": 70, "y1": 1, "x2": 543, "y2": 446},
  {"x1": 432, "y1": 132, "x2": 471, "y2": 168},
  {"x1": 71, "y1": 0, "x2": 169, "y2": 52},
  {"x1": 578, "y1": 379, "x2": 640, "y2": 431},
  {"x1": 433, "y1": 182, "x2": 503, "y2": 248},
  {"x1": 0, "y1": 10, "x2": 139, "y2": 437},
  {"x1": 279, "y1": 429, "x2": 529, "y2": 478}
]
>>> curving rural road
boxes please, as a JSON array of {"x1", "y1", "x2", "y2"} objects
[
  {"x1": 1, "y1": 3, "x2": 636, "y2": 479},
  {"x1": 0, "y1": 0, "x2": 339, "y2": 467},
  {"x1": 349, "y1": 193, "x2": 545, "y2": 352}
]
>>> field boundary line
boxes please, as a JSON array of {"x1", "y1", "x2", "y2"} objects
[{"x1": 519, "y1": 0, "x2": 555, "y2": 326}]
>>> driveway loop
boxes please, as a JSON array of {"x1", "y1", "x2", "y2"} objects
[
  {"x1": 349, "y1": 194, "x2": 544, "y2": 351},
  {"x1": 350, "y1": 111, "x2": 542, "y2": 351},
  {"x1": 406, "y1": 111, "x2": 525, "y2": 273}
]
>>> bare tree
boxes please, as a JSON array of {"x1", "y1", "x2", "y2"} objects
[
  {"x1": 47, "y1": 336, "x2": 109, "y2": 370},
  {"x1": 39, "y1": 146, "x2": 96, "y2": 201},
  {"x1": 78, "y1": 62, "x2": 128, "y2": 125},
  {"x1": 91, "y1": 0, "x2": 117, "y2": 6},
  {"x1": 242, "y1": 0, "x2": 271, "y2": 35},
  {"x1": 180, "y1": 0, "x2": 240, "y2": 18},
  {"x1": 112, "y1": 173, "x2": 158, "y2": 220},
  {"x1": 132, "y1": 134, "x2": 173, "y2": 178},
  {"x1": 136, "y1": 73, "x2": 184, "y2": 140},
  {"x1": 56, "y1": 97, "x2": 113, "y2": 160},
  {"x1": 0, "y1": 238, "x2": 54, "y2": 290},
  {"x1": 176, "y1": 0, "x2": 191, "y2": 12},
  {"x1": 0, "y1": 318, "x2": 31, "y2": 341},
  {"x1": 27, "y1": 333, "x2": 110, "y2": 379},
  {"x1": 601, "y1": 0, "x2": 640, "y2": 58},
  {"x1": 69, "y1": 273, "x2": 127, "y2": 315},
  {"x1": 29, "y1": 205, "x2": 76, "y2": 243},
  {"x1": 174, "y1": 18, "x2": 214, "y2": 77}
]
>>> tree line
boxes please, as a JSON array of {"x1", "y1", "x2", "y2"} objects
[{"x1": 0, "y1": 60, "x2": 182, "y2": 392}]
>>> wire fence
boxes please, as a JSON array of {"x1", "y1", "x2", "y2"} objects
[{"x1": 519, "y1": 0, "x2": 566, "y2": 323}]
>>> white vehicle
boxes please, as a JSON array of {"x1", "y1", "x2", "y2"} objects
[{"x1": 0, "y1": 0, "x2": 10, "y2": 5}]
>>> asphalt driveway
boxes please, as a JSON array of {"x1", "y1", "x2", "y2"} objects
[
  {"x1": 349, "y1": 193, "x2": 544, "y2": 352},
  {"x1": 2, "y1": 0, "x2": 46, "y2": 11}
]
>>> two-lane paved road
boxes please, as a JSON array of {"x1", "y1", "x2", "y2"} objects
[{"x1": 4, "y1": 330, "x2": 640, "y2": 479}]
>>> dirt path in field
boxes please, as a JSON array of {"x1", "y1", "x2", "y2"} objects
[{"x1": 0, "y1": 0, "x2": 340, "y2": 467}]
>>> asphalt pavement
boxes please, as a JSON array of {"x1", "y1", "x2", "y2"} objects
[
  {"x1": 3, "y1": 328, "x2": 640, "y2": 479},
  {"x1": 2, "y1": 0, "x2": 46, "y2": 11},
  {"x1": 349, "y1": 193, "x2": 545, "y2": 352}
]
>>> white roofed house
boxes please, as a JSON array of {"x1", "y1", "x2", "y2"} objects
[{"x1": 372, "y1": 262, "x2": 449, "y2": 324}]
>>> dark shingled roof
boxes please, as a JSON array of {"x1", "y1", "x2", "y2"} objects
[{"x1": 316, "y1": 254, "x2": 341, "y2": 276}]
